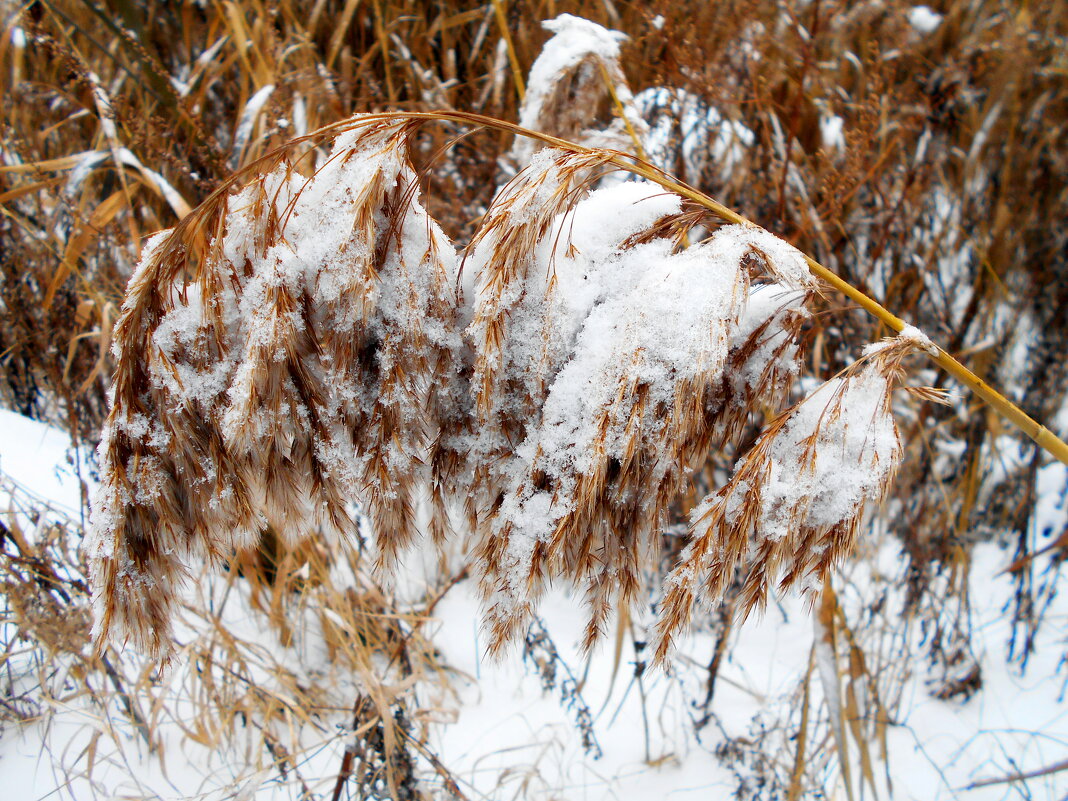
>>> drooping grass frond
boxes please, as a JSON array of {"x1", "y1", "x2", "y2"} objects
[
  {"x1": 511, "y1": 15, "x2": 648, "y2": 164},
  {"x1": 473, "y1": 210, "x2": 816, "y2": 651},
  {"x1": 714, "y1": 282, "x2": 813, "y2": 443},
  {"x1": 653, "y1": 334, "x2": 924, "y2": 663},
  {"x1": 89, "y1": 118, "x2": 461, "y2": 659},
  {"x1": 462, "y1": 147, "x2": 618, "y2": 512}
]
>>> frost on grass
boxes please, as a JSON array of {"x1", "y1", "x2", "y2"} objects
[
  {"x1": 654, "y1": 336, "x2": 923, "y2": 663},
  {"x1": 89, "y1": 114, "x2": 928, "y2": 665}
]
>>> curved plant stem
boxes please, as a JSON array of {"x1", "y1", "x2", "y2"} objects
[{"x1": 205, "y1": 109, "x2": 1068, "y2": 467}]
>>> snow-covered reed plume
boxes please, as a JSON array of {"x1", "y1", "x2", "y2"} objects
[
  {"x1": 653, "y1": 333, "x2": 935, "y2": 663},
  {"x1": 89, "y1": 119, "x2": 461, "y2": 658},
  {"x1": 89, "y1": 111, "x2": 928, "y2": 664},
  {"x1": 466, "y1": 168, "x2": 818, "y2": 648},
  {"x1": 510, "y1": 15, "x2": 648, "y2": 164}
]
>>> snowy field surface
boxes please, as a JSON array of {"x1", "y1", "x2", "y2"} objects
[{"x1": 2, "y1": 410, "x2": 1067, "y2": 799}]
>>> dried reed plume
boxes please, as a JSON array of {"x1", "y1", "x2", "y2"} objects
[
  {"x1": 653, "y1": 331, "x2": 938, "y2": 663},
  {"x1": 510, "y1": 15, "x2": 648, "y2": 165},
  {"x1": 89, "y1": 118, "x2": 460, "y2": 659}
]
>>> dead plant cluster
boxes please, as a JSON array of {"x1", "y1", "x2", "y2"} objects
[
  {"x1": 86, "y1": 105, "x2": 941, "y2": 670},
  {"x1": 3, "y1": 1, "x2": 1068, "y2": 799}
]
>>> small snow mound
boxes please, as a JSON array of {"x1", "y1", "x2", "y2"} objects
[
  {"x1": 908, "y1": 6, "x2": 943, "y2": 34},
  {"x1": 899, "y1": 324, "x2": 939, "y2": 356},
  {"x1": 541, "y1": 13, "x2": 627, "y2": 49},
  {"x1": 862, "y1": 325, "x2": 938, "y2": 358}
]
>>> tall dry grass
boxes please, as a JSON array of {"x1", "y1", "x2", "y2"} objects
[{"x1": 3, "y1": 1, "x2": 1068, "y2": 798}]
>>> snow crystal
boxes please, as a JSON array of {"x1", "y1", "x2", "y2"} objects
[
  {"x1": 727, "y1": 283, "x2": 808, "y2": 402},
  {"x1": 521, "y1": 15, "x2": 627, "y2": 131}
]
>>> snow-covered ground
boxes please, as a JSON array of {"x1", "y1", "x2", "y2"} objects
[
  {"x1": 0, "y1": 408, "x2": 89, "y2": 518},
  {"x1": 2, "y1": 410, "x2": 1067, "y2": 799}
]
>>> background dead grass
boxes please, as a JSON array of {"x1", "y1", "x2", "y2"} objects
[{"x1": 2, "y1": 0, "x2": 1067, "y2": 798}]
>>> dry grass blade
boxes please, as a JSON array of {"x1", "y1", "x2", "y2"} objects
[{"x1": 816, "y1": 583, "x2": 856, "y2": 801}]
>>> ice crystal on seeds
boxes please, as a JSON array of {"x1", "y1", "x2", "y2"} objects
[
  {"x1": 462, "y1": 166, "x2": 679, "y2": 556},
  {"x1": 706, "y1": 224, "x2": 814, "y2": 291},
  {"x1": 723, "y1": 284, "x2": 811, "y2": 420}
]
